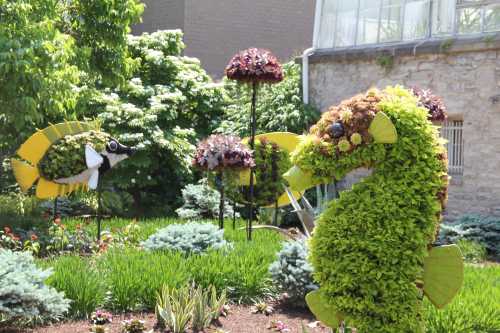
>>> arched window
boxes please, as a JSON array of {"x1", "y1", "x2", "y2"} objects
[{"x1": 315, "y1": 0, "x2": 500, "y2": 49}]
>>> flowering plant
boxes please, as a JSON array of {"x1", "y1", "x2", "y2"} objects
[
  {"x1": 193, "y1": 135, "x2": 254, "y2": 171},
  {"x1": 91, "y1": 309, "x2": 113, "y2": 325},
  {"x1": 0, "y1": 226, "x2": 22, "y2": 251},
  {"x1": 411, "y1": 87, "x2": 447, "y2": 122},
  {"x1": 225, "y1": 48, "x2": 283, "y2": 84},
  {"x1": 121, "y1": 319, "x2": 147, "y2": 333}
]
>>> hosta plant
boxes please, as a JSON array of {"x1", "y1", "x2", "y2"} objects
[
  {"x1": 141, "y1": 222, "x2": 229, "y2": 254},
  {"x1": 0, "y1": 249, "x2": 70, "y2": 324}
]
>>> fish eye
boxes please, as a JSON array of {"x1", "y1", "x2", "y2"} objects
[
  {"x1": 329, "y1": 122, "x2": 345, "y2": 139},
  {"x1": 108, "y1": 141, "x2": 118, "y2": 152}
]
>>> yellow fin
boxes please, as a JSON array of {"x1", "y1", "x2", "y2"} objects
[
  {"x1": 264, "y1": 190, "x2": 303, "y2": 208},
  {"x1": 42, "y1": 121, "x2": 96, "y2": 144},
  {"x1": 17, "y1": 131, "x2": 52, "y2": 165},
  {"x1": 239, "y1": 168, "x2": 257, "y2": 186},
  {"x1": 243, "y1": 132, "x2": 300, "y2": 152},
  {"x1": 11, "y1": 159, "x2": 40, "y2": 192},
  {"x1": 368, "y1": 112, "x2": 398, "y2": 144}
]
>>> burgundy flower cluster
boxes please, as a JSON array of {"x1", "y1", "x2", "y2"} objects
[
  {"x1": 225, "y1": 48, "x2": 284, "y2": 84},
  {"x1": 193, "y1": 135, "x2": 255, "y2": 171},
  {"x1": 411, "y1": 87, "x2": 447, "y2": 122}
]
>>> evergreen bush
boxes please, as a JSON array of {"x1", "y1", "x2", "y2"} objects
[
  {"x1": 141, "y1": 222, "x2": 229, "y2": 254},
  {"x1": 269, "y1": 239, "x2": 317, "y2": 306},
  {"x1": 0, "y1": 249, "x2": 70, "y2": 324}
]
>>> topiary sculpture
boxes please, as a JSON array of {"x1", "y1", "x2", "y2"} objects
[{"x1": 284, "y1": 86, "x2": 463, "y2": 332}]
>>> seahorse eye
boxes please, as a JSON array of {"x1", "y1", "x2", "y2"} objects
[{"x1": 329, "y1": 122, "x2": 345, "y2": 138}]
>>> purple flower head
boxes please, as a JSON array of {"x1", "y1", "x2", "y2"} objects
[
  {"x1": 193, "y1": 135, "x2": 255, "y2": 171},
  {"x1": 225, "y1": 48, "x2": 283, "y2": 84},
  {"x1": 411, "y1": 87, "x2": 447, "y2": 122}
]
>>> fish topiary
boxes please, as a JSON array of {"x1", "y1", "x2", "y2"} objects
[{"x1": 285, "y1": 86, "x2": 461, "y2": 332}]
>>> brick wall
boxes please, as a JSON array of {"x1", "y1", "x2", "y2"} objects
[
  {"x1": 307, "y1": 38, "x2": 500, "y2": 220},
  {"x1": 133, "y1": 0, "x2": 185, "y2": 34}
]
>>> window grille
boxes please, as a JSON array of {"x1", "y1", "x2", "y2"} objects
[
  {"x1": 315, "y1": 0, "x2": 500, "y2": 49},
  {"x1": 440, "y1": 120, "x2": 464, "y2": 176}
]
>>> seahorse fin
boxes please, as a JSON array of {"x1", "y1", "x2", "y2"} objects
[
  {"x1": 11, "y1": 158, "x2": 40, "y2": 192},
  {"x1": 306, "y1": 289, "x2": 343, "y2": 329},
  {"x1": 369, "y1": 112, "x2": 398, "y2": 144},
  {"x1": 423, "y1": 245, "x2": 464, "y2": 309},
  {"x1": 238, "y1": 168, "x2": 257, "y2": 186},
  {"x1": 283, "y1": 165, "x2": 321, "y2": 192}
]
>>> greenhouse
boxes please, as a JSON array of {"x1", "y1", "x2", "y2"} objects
[{"x1": 314, "y1": 0, "x2": 500, "y2": 49}]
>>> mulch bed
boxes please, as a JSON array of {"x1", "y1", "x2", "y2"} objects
[{"x1": 5, "y1": 305, "x2": 329, "y2": 333}]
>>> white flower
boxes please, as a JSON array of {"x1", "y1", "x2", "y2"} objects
[{"x1": 131, "y1": 178, "x2": 136, "y2": 184}]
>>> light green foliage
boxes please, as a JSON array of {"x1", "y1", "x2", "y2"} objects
[
  {"x1": 0, "y1": 0, "x2": 80, "y2": 148},
  {"x1": 269, "y1": 239, "x2": 317, "y2": 306},
  {"x1": 142, "y1": 222, "x2": 229, "y2": 254},
  {"x1": 39, "y1": 131, "x2": 110, "y2": 180},
  {"x1": 439, "y1": 214, "x2": 500, "y2": 260},
  {"x1": 216, "y1": 62, "x2": 320, "y2": 137},
  {"x1": 87, "y1": 30, "x2": 226, "y2": 212},
  {"x1": 292, "y1": 87, "x2": 448, "y2": 332},
  {"x1": 424, "y1": 265, "x2": 500, "y2": 332},
  {"x1": 191, "y1": 285, "x2": 227, "y2": 332},
  {"x1": 176, "y1": 178, "x2": 237, "y2": 220},
  {"x1": 0, "y1": 0, "x2": 142, "y2": 149},
  {"x1": 0, "y1": 249, "x2": 69, "y2": 323},
  {"x1": 456, "y1": 239, "x2": 487, "y2": 263},
  {"x1": 156, "y1": 284, "x2": 194, "y2": 333}
]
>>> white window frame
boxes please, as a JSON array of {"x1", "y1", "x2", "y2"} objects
[
  {"x1": 440, "y1": 119, "x2": 464, "y2": 177},
  {"x1": 314, "y1": 0, "x2": 500, "y2": 50}
]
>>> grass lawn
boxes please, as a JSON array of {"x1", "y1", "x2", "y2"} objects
[{"x1": 32, "y1": 217, "x2": 500, "y2": 332}]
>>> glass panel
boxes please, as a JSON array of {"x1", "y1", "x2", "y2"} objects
[
  {"x1": 484, "y1": 4, "x2": 500, "y2": 32},
  {"x1": 334, "y1": 0, "x2": 359, "y2": 47},
  {"x1": 457, "y1": 6, "x2": 482, "y2": 34},
  {"x1": 379, "y1": 0, "x2": 403, "y2": 43},
  {"x1": 432, "y1": 0, "x2": 455, "y2": 35},
  {"x1": 357, "y1": 0, "x2": 382, "y2": 45},
  {"x1": 317, "y1": 0, "x2": 338, "y2": 48},
  {"x1": 403, "y1": 0, "x2": 430, "y2": 40}
]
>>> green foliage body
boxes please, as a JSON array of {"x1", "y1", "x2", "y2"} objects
[
  {"x1": 0, "y1": 249, "x2": 70, "y2": 324},
  {"x1": 292, "y1": 87, "x2": 448, "y2": 332},
  {"x1": 87, "y1": 30, "x2": 225, "y2": 213},
  {"x1": 216, "y1": 61, "x2": 320, "y2": 137},
  {"x1": 39, "y1": 131, "x2": 110, "y2": 180},
  {"x1": 269, "y1": 239, "x2": 317, "y2": 306}
]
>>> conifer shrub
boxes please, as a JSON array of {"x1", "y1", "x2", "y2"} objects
[
  {"x1": 141, "y1": 222, "x2": 229, "y2": 254},
  {"x1": 269, "y1": 239, "x2": 317, "y2": 306},
  {"x1": 0, "y1": 249, "x2": 70, "y2": 324}
]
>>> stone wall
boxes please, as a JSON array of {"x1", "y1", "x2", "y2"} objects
[
  {"x1": 307, "y1": 37, "x2": 500, "y2": 220},
  {"x1": 132, "y1": 0, "x2": 185, "y2": 35}
]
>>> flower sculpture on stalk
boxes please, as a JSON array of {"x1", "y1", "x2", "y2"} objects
[
  {"x1": 193, "y1": 134, "x2": 254, "y2": 229},
  {"x1": 411, "y1": 87, "x2": 447, "y2": 123},
  {"x1": 225, "y1": 47, "x2": 283, "y2": 240}
]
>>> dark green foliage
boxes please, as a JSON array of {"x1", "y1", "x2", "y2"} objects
[
  {"x1": 85, "y1": 30, "x2": 226, "y2": 213},
  {"x1": 292, "y1": 87, "x2": 448, "y2": 332},
  {"x1": 217, "y1": 62, "x2": 320, "y2": 137},
  {"x1": 226, "y1": 138, "x2": 291, "y2": 207},
  {"x1": 439, "y1": 214, "x2": 500, "y2": 260},
  {"x1": 39, "y1": 131, "x2": 109, "y2": 180}
]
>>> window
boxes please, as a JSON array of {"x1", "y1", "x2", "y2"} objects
[
  {"x1": 440, "y1": 120, "x2": 464, "y2": 176},
  {"x1": 315, "y1": 0, "x2": 500, "y2": 49}
]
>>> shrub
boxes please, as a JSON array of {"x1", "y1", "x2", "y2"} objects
[
  {"x1": 269, "y1": 239, "x2": 318, "y2": 306},
  {"x1": 0, "y1": 249, "x2": 70, "y2": 324},
  {"x1": 142, "y1": 222, "x2": 229, "y2": 254},
  {"x1": 176, "y1": 179, "x2": 238, "y2": 220},
  {"x1": 439, "y1": 214, "x2": 500, "y2": 260},
  {"x1": 217, "y1": 61, "x2": 320, "y2": 137}
]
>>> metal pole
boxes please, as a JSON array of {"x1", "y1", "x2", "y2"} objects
[
  {"x1": 218, "y1": 172, "x2": 224, "y2": 230},
  {"x1": 53, "y1": 197, "x2": 58, "y2": 220},
  {"x1": 97, "y1": 182, "x2": 102, "y2": 241},
  {"x1": 247, "y1": 81, "x2": 258, "y2": 241},
  {"x1": 232, "y1": 200, "x2": 236, "y2": 230},
  {"x1": 273, "y1": 200, "x2": 279, "y2": 226}
]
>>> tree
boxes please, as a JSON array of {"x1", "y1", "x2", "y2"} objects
[{"x1": 85, "y1": 31, "x2": 226, "y2": 214}]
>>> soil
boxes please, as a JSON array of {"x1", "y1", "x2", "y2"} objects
[{"x1": 4, "y1": 305, "x2": 329, "y2": 333}]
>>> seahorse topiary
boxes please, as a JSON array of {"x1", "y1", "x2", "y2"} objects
[{"x1": 284, "y1": 86, "x2": 462, "y2": 332}]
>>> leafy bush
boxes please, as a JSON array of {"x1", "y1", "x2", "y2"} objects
[
  {"x1": 439, "y1": 214, "x2": 500, "y2": 260},
  {"x1": 269, "y1": 239, "x2": 317, "y2": 306},
  {"x1": 84, "y1": 30, "x2": 226, "y2": 214},
  {"x1": 217, "y1": 61, "x2": 320, "y2": 137},
  {"x1": 176, "y1": 179, "x2": 237, "y2": 220},
  {"x1": 142, "y1": 222, "x2": 229, "y2": 254},
  {"x1": 424, "y1": 265, "x2": 500, "y2": 332},
  {"x1": 0, "y1": 249, "x2": 70, "y2": 323}
]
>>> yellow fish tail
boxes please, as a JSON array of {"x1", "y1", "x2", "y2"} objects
[{"x1": 11, "y1": 158, "x2": 40, "y2": 192}]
